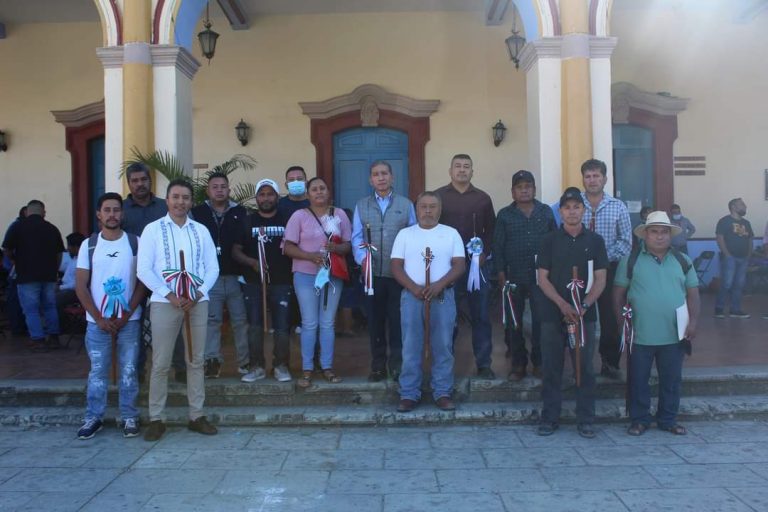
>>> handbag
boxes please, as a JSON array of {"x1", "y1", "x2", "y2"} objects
[{"x1": 306, "y1": 207, "x2": 349, "y2": 281}]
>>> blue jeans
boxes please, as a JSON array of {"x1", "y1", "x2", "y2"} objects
[
  {"x1": 453, "y1": 265, "x2": 492, "y2": 369},
  {"x1": 205, "y1": 275, "x2": 250, "y2": 366},
  {"x1": 293, "y1": 272, "x2": 343, "y2": 371},
  {"x1": 629, "y1": 342, "x2": 685, "y2": 428},
  {"x1": 84, "y1": 320, "x2": 140, "y2": 420},
  {"x1": 17, "y1": 281, "x2": 59, "y2": 340},
  {"x1": 242, "y1": 282, "x2": 292, "y2": 368},
  {"x1": 715, "y1": 254, "x2": 748, "y2": 312},
  {"x1": 400, "y1": 288, "x2": 456, "y2": 401},
  {"x1": 6, "y1": 277, "x2": 26, "y2": 334}
]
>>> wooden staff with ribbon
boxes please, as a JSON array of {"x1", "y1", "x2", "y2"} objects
[
  {"x1": 502, "y1": 281, "x2": 519, "y2": 330},
  {"x1": 423, "y1": 247, "x2": 433, "y2": 362},
  {"x1": 162, "y1": 250, "x2": 203, "y2": 363},
  {"x1": 257, "y1": 226, "x2": 270, "y2": 334},
  {"x1": 566, "y1": 266, "x2": 586, "y2": 387},
  {"x1": 360, "y1": 223, "x2": 377, "y2": 296},
  {"x1": 620, "y1": 303, "x2": 634, "y2": 415},
  {"x1": 111, "y1": 311, "x2": 118, "y2": 386}
]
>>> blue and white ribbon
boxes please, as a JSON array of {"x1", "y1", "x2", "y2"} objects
[
  {"x1": 466, "y1": 237, "x2": 485, "y2": 292},
  {"x1": 100, "y1": 276, "x2": 130, "y2": 318}
]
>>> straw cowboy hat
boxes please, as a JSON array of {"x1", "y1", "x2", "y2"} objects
[{"x1": 633, "y1": 211, "x2": 683, "y2": 237}]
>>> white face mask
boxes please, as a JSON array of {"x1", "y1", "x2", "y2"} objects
[{"x1": 672, "y1": 214, "x2": 682, "y2": 220}]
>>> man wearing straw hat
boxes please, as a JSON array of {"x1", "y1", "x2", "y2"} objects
[{"x1": 613, "y1": 211, "x2": 700, "y2": 436}]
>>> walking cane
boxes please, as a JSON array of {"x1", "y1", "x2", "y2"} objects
[
  {"x1": 111, "y1": 311, "x2": 118, "y2": 386},
  {"x1": 257, "y1": 227, "x2": 270, "y2": 334},
  {"x1": 179, "y1": 250, "x2": 194, "y2": 363},
  {"x1": 423, "y1": 247, "x2": 433, "y2": 362}
]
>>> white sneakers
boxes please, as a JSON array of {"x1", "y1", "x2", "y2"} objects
[{"x1": 240, "y1": 365, "x2": 292, "y2": 383}]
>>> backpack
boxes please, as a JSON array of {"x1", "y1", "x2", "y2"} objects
[
  {"x1": 625, "y1": 244, "x2": 691, "y2": 282},
  {"x1": 86, "y1": 232, "x2": 139, "y2": 286}
]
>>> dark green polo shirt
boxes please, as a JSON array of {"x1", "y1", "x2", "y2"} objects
[{"x1": 614, "y1": 246, "x2": 699, "y2": 346}]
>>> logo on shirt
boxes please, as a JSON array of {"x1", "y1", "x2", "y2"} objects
[
  {"x1": 252, "y1": 226, "x2": 285, "y2": 241},
  {"x1": 732, "y1": 223, "x2": 750, "y2": 238},
  {"x1": 106, "y1": 251, "x2": 119, "y2": 258}
]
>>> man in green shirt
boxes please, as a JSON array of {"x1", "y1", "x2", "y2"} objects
[{"x1": 613, "y1": 211, "x2": 700, "y2": 437}]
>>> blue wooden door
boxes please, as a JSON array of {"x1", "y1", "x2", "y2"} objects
[
  {"x1": 333, "y1": 127, "x2": 409, "y2": 211},
  {"x1": 612, "y1": 125, "x2": 654, "y2": 227},
  {"x1": 88, "y1": 136, "x2": 106, "y2": 232}
]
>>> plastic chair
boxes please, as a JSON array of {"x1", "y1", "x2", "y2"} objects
[{"x1": 692, "y1": 250, "x2": 714, "y2": 286}]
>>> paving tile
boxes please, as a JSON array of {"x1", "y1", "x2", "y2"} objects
[
  {"x1": 0, "y1": 446, "x2": 101, "y2": 468},
  {"x1": 482, "y1": 446, "x2": 586, "y2": 468},
  {"x1": 744, "y1": 462, "x2": 768, "y2": 480},
  {"x1": 501, "y1": 490, "x2": 629, "y2": 511},
  {"x1": 182, "y1": 449, "x2": 287, "y2": 470},
  {"x1": 686, "y1": 420, "x2": 768, "y2": 443},
  {"x1": 0, "y1": 467, "x2": 20, "y2": 484},
  {"x1": 0, "y1": 427, "x2": 75, "y2": 448},
  {"x1": 81, "y1": 448, "x2": 147, "y2": 468},
  {"x1": 429, "y1": 427, "x2": 523, "y2": 448},
  {"x1": 255, "y1": 494, "x2": 383, "y2": 512},
  {"x1": 644, "y1": 463, "x2": 768, "y2": 488},
  {"x1": 142, "y1": 493, "x2": 382, "y2": 512},
  {"x1": 246, "y1": 430, "x2": 340, "y2": 451},
  {"x1": 283, "y1": 449, "x2": 384, "y2": 470},
  {"x1": 726, "y1": 487, "x2": 768, "y2": 511},
  {"x1": 215, "y1": 470, "x2": 329, "y2": 496},
  {"x1": 339, "y1": 430, "x2": 431, "y2": 449},
  {"x1": 11, "y1": 492, "x2": 92, "y2": 511},
  {"x1": 0, "y1": 467, "x2": 121, "y2": 493},
  {"x1": 0, "y1": 491, "x2": 35, "y2": 509},
  {"x1": 384, "y1": 492, "x2": 506, "y2": 512},
  {"x1": 516, "y1": 426, "x2": 616, "y2": 447},
  {"x1": 600, "y1": 424, "x2": 706, "y2": 445},
  {"x1": 670, "y1": 442, "x2": 768, "y2": 464},
  {"x1": 153, "y1": 427, "x2": 252, "y2": 450},
  {"x1": 132, "y1": 449, "x2": 193, "y2": 469},
  {"x1": 617, "y1": 488, "x2": 753, "y2": 512},
  {"x1": 80, "y1": 492, "x2": 153, "y2": 512},
  {"x1": 576, "y1": 445, "x2": 686, "y2": 466},
  {"x1": 101, "y1": 468, "x2": 225, "y2": 494},
  {"x1": 541, "y1": 466, "x2": 659, "y2": 491},
  {"x1": 436, "y1": 468, "x2": 549, "y2": 492},
  {"x1": 384, "y1": 449, "x2": 485, "y2": 470},
  {"x1": 328, "y1": 469, "x2": 437, "y2": 494}
]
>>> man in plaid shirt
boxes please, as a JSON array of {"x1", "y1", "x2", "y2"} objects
[{"x1": 580, "y1": 159, "x2": 632, "y2": 379}]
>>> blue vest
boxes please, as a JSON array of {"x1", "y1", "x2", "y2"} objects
[{"x1": 355, "y1": 193, "x2": 412, "y2": 278}]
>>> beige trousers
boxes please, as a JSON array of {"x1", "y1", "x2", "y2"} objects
[{"x1": 148, "y1": 301, "x2": 208, "y2": 421}]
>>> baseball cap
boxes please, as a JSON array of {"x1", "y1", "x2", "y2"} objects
[
  {"x1": 255, "y1": 179, "x2": 280, "y2": 195},
  {"x1": 559, "y1": 187, "x2": 585, "y2": 207},
  {"x1": 512, "y1": 170, "x2": 535, "y2": 187}
]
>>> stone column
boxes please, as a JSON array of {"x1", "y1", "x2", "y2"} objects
[{"x1": 96, "y1": 47, "x2": 124, "y2": 195}]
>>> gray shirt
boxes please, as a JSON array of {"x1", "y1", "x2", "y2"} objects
[
  {"x1": 122, "y1": 194, "x2": 168, "y2": 236},
  {"x1": 671, "y1": 215, "x2": 695, "y2": 248}
]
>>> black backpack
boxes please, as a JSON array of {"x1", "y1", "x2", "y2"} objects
[
  {"x1": 625, "y1": 244, "x2": 691, "y2": 282},
  {"x1": 86, "y1": 232, "x2": 139, "y2": 286}
]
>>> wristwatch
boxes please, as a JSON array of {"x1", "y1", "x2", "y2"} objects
[{"x1": 581, "y1": 301, "x2": 590, "y2": 310}]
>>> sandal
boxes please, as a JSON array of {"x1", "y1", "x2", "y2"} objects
[
  {"x1": 322, "y1": 369, "x2": 343, "y2": 383},
  {"x1": 659, "y1": 424, "x2": 687, "y2": 435},
  {"x1": 298, "y1": 371, "x2": 313, "y2": 388},
  {"x1": 627, "y1": 423, "x2": 648, "y2": 436}
]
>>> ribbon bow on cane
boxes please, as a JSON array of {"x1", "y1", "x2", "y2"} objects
[
  {"x1": 100, "y1": 277, "x2": 130, "y2": 318},
  {"x1": 466, "y1": 237, "x2": 485, "y2": 292},
  {"x1": 501, "y1": 281, "x2": 519, "y2": 330},
  {"x1": 620, "y1": 304, "x2": 634, "y2": 354},
  {"x1": 257, "y1": 227, "x2": 271, "y2": 285},
  {"x1": 358, "y1": 241, "x2": 378, "y2": 296},
  {"x1": 566, "y1": 277, "x2": 586, "y2": 347},
  {"x1": 162, "y1": 267, "x2": 204, "y2": 300}
]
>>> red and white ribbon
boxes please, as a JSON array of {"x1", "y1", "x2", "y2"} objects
[
  {"x1": 566, "y1": 278, "x2": 586, "y2": 347},
  {"x1": 620, "y1": 303, "x2": 634, "y2": 354},
  {"x1": 257, "y1": 227, "x2": 270, "y2": 285},
  {"x1": 502, "y1": 282, "x2": 519, "y2": 330},
  {"x1": 358, "y1": 241, "x2": 377, "y2": 296}
]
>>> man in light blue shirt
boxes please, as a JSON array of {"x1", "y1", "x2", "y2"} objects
[{"x1": 351, "y1": 161, "x2": 416, "y2": 382}]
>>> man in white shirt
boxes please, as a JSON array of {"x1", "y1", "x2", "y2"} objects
[
  {"x1": 74, "y1": 193, "x2": 145, "y2": 440},
  {"x1": 137, "y1": 179, "x2": 220, "y2": 441},
  {"x1": 390, "y1": 191, "x2": 465, "y2": 413}
]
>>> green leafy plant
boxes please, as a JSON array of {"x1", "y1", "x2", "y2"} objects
[{"x1": 122, "y1": 148, "x2": 259, "y2": 209}]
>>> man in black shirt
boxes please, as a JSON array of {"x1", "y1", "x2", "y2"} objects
[
  {"x1": 493, "y1": 170, "x2": 556, "y2": 381},
  {"x1": 233, "y1": 179, "x2": 294, "y2": 382},
  {"x1": 536, "y1": 187, "x2": 607, "y2": 438},
  {"x1": 277, "y1": 166, "x2": 310, "y2": 221},
  {"x1": 191, "y1": 172, "x2": 250, "y2": 379},
  {"x1": 2, "y1": 200, "x2": 65, "y2": 352},
  {"x1": 715, "y1": 197, "x2": 753, "y2": 318}
]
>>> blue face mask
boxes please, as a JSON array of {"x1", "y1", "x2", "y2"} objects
[
  {"x1": 314, "y1": 266, "x2": 330, "y2": 291},
  {"x1": 287, "y1": 181, "x2": 306, "y2": 196}
]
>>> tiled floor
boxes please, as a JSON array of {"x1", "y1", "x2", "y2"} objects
[{"x1": 0, "y1": 292, "x2": 765, "y2": 380}]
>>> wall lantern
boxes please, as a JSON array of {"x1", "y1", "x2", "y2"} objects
[
  {"x1": 235, "y1": 119, "x2": 250, "y2": 146},
  {"x1": 492, "y1": 120, "x2": 507, "y2": 147},
  {"x1": 505, "y1": 8, "x2": 526, "y2": 69},
  {"x1": 197, "y1": 2, "x2": 219, "y2": 63},
  {"x1": 0, "y1": 130, "x2": 7, "y2": 152}
]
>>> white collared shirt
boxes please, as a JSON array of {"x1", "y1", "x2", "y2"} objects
[{"x1": 137, "y1": 214, "x2": 220, "y2": 303}]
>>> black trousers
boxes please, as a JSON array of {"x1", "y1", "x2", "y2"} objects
[
  {"x1": 504, "y1": 283, "x2": 542, "y2": 368},
  {"x1": 597, "y1": 261, "x2": 621, "y2": 368},
  {"x1": 366, "y1": 276, "x2": 403, "y2": 373}
]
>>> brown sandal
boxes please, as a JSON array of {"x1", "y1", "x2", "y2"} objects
[
  {"x1": 660, "y1": 424, "x2": 687, "y2": 435},
  {"x1": 322, "y1": 369, "x2": 342, "y2": 383},
  {"x1": 298, "y1": 371, "x2": 313, "y2": 388},
  {"x1": 627, "y1": 423, "x2": 648, "y2": 436}
]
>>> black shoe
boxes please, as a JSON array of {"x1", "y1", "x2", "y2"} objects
[
  {"x1": 174, "y1": 369, "x2": 187, "y2": 384},
  {"x1": 204, "y1": 359, "x2": 221, "y2": 379},
  {"x1": 45, "y1": 334, "x2": 62, "y2": 350},
  {"x1": 188, "y1": 416, "x2": 217, "y2": 436},
  {"x1": 600, "y1": 363, "x2": 622, "y2": 380},
  {"x1": 435, "y1": 396, "x2": 456, "y2": 411},
  {"x1": 537, "y1": 423, "x2": 558, "y2": 436},
  {"x1": 731, "y1": 311, "x2": 751, "y2": 319},
  {"x1": 77, "y1": 418, "x2": 103, "y2": 440},
  {"x1": 477, "y1": 367, "x2": 496, "y2": 380},
  {"x1": 714, "y1": 309, "x2": 726, "y2": 319},
  {"x1": 577, "y1": 423, "x2": 596, "y2": 439},
  {"x1": 397, "y1": 399, "x2": 418, "y2": 413},
  {"x1": 143, "y1": 420, "x2": 166, "y2": 442},
  {"x1": 368, "y1": 370, "x2": 386, "y2": 382}
]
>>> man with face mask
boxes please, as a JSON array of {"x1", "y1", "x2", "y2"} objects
[
  {"x1": 669, "y1": 204, "x2": 696, "y2": 254},
  {"x1": 277, "y1": 166, "x2": 310, "y2": 221},
  {"x1": 715, "y1": 198, "x2": 753, "y2": 319}
]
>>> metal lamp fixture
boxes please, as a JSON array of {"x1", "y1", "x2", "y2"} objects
[
  {"x1": 0, "y1": 130, "x2": 6, "y2": 152},
  {"x1": 235, "y1": 119, "x2": 250, "y2": 146},
  {"x1": 505, "y1": 7, "x2": 526, "y2": 69},
  {"x1": 492, "y1": 120, "x2": 507, "y2": 147},
  {"x1": 197, "y1": 2, "x2": 219, "y2": 63}
]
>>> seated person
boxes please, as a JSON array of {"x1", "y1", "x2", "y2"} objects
[{"x1": 57, "y1": 233, "x2": 86, "y2": 316}]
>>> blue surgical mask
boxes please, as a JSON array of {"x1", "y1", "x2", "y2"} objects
[
  {"x1": 287, "y1": 181, "x2": 306, "y2": 196},
  {"x1": 672, "y1": 214, "x2": 682, "y2": 220},
  {"x1": 314, "y1": 266, "x2": 330, "y2": 291}
]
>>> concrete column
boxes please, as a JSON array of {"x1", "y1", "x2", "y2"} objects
[
  {"x1": 96, "y1": 47, "x2": 124, "y2": 195},
  {"x1": 589, "y1": 38, "x2": 618, "y2": 192}
]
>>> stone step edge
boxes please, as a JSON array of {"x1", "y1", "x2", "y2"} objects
[{"x1": 2, "y1": 394, "x2": 768, "y2": 428}]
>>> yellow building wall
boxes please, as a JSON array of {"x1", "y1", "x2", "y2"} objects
[
  {"x1": 611, "y1": 6, "x2": 768, "y2": 238},
  {"x1": 0, "y1": 22, "x2": 103, "y2": 235}
]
